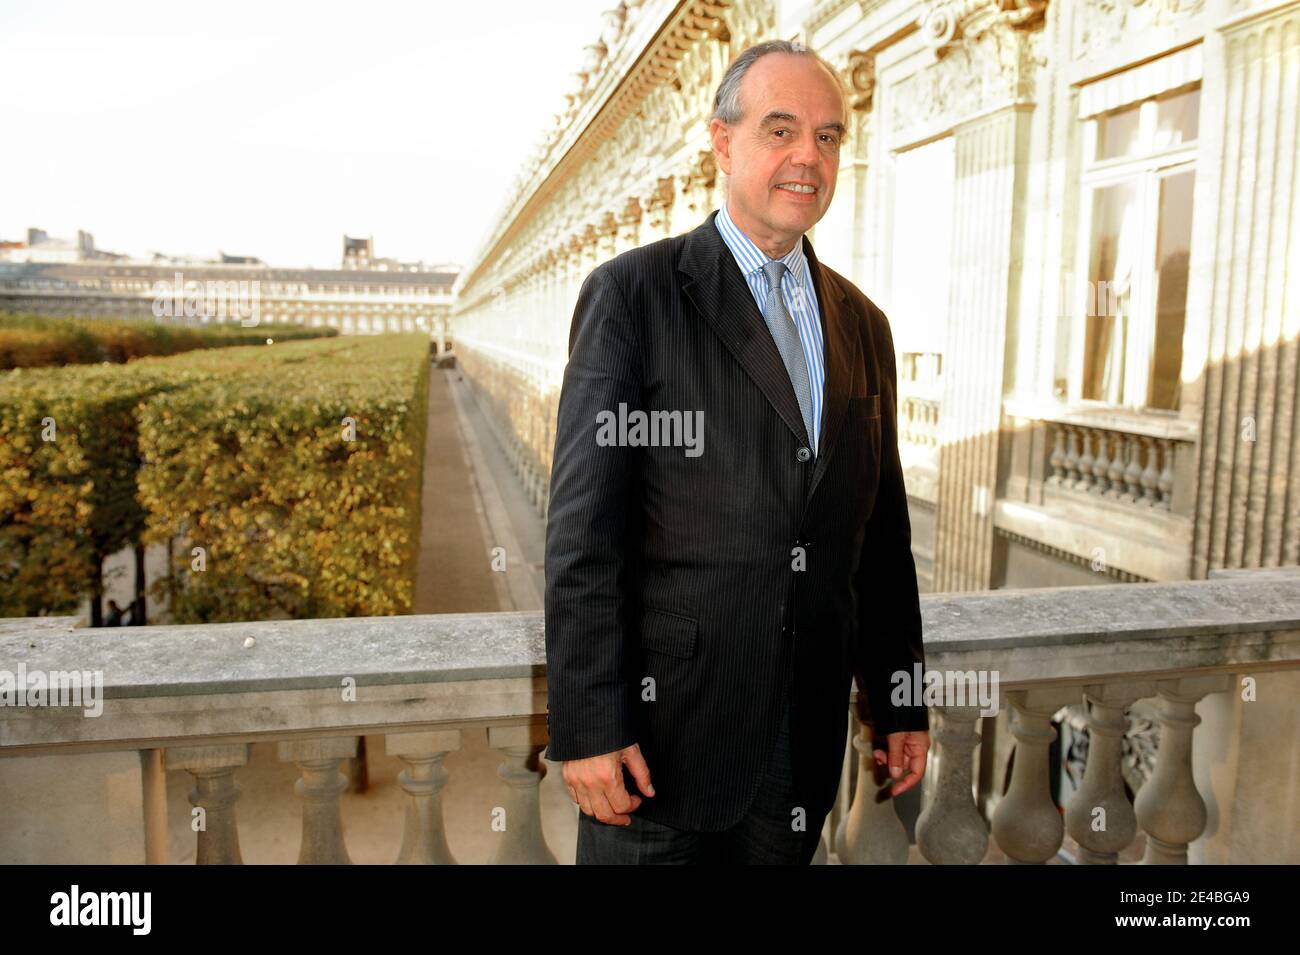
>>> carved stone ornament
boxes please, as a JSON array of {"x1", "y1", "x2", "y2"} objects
[
  {"x1": 892, "y1": 1, "x2": 1049, "y2": 138},
  {"x1": 1072, "y1": 0, "x2": 1206, "y2": 61},
  {"x1": 845, "y1": 48, "x2": 876, "y2": 112},
  {"x1": 919, "y1": 0, "x2": 1048, "y2": 55}
]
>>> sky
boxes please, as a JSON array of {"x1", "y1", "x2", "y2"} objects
[{"x1": 0, "y1": 0, "x2": 621, "y2": 268}]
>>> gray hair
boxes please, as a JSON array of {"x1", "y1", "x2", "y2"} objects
[{"x1": 710, "y1": 39, "x2": 847, "y2": 126}]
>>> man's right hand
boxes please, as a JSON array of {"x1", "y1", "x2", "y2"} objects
[{"x1": 562, "y1": 743, "x2": 655, "y2": 825}]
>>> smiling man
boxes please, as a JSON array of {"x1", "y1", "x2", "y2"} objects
[{"x1": 544, "y1": 39, "x2": 931, "y2": 865}]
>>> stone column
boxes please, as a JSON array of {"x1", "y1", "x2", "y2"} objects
[
  {"x1": 140, "y1": 749, "x2": 169, "y2": 865},
  {"x1": 167, "y1": 743, "x2": 250, "y2": 865},
  {"x1": 915, "y1": 706, "x2": 989, "y2": 864},
  {"x1": 933, "y1": 103, "x2": 1033, "y2": 592},
  {"x1": 992, "y1": 689, "x2": 1078, "y2": 863},
  {"x1": 387, "y1": 730, "x2": 461, "y2": 865},
  {"x1": 1064, "y1": 687, "x2": 1142, "y2": 864},
  {"x1": 1188, "y1": 0, "x2": 1300, "y2": 575},
  {"x1": 278, "y1": 736, "x2": 357, "y2": 865},
  {"x1": 487, "y1": 723, "x2": 557, "y2": 865},
  {"x1": 1135, "y1": 679, "x2": 1219, "y2": 864},
  {"x1": 836, "y1": 722, "x2": 912, "y2": 864}
]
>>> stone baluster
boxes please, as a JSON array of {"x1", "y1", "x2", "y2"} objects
[
  {"x1": 278, "y1": 736, "x2": 357, "y2": 865},
  {"x1": 991, "y1": 689, "x2": 1077, "y2": 863},
  {"x1": 1065, "y1": 687, "x2": 1142, "y2": 864},
  {"x1": 489, "y1": 724, "x2": 557, "y2": 864},
  {"x1": 915, "y1": 706, "x2": 988, "y2": 865},
  {"x1": 1122, "y1": 434, "x2": 1144, "y2": 501},
  {"x1": 387, "y1": 730, "x2": 461, "y2": 865},
  {"x1": 1139, "y1": 436, "x2": 1161, "y2": 505},
  {"x1": 1063, "y1": 426, "x2": 1082, "y2": 485},
  {"x1": 1090, "y1": 430, "x2": 1112, "y2": 493},
  {"x1": 167, "y1": 743, "x2": 249, "y2": 865},
  {"x1": 1157, "y1": 438, "x2": 1175, "y2": 510},
  {"x1": 836, "y1": 722, "x2": 912, "y2": 865},
  {"x1": 1047, "y1": 423, "x2": 1066, "y2": 485},
  {"x1": 1106, "y1": 432, "x2": 1127, "y2": 497},
  {"x1": 1134, "y1": 677, "x2": 1224, "y2": 864},
  {"x1": 1074, "y1": 429, "x2": 1096, "y2": 492}
]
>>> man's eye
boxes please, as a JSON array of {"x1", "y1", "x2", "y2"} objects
[{"x1": 774, "y1": 129, "x2": 789, "y2": 138}]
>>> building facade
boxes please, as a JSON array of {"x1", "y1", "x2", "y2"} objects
[
  {"x1": 0, "y1": 259, "x2": 457, "y2": 344},
  {"x1": 451, "y1": 0, "x2": 1299, "y2": 592}
]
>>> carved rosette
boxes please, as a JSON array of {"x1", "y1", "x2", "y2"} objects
[{"x1": 845, "y1": 48, "x2": 877, "y2": 112}]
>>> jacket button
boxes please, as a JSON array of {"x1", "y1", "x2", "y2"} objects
[{"x1": 796, "y1": 447, "x2": 812, "y2": 462}]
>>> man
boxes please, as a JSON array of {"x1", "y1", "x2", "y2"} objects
[
  {"x1": 104, "y1": 599, "x2": 125, "y2": 627},
  {"x1": 543, "y1": 39, "x2": 930, "y2": 865}
]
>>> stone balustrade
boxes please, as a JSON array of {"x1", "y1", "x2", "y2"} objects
[
  {"x1": 2, "y1": 569, "x2": 1297, "y2": 864},
  {"x1": 898, "y1": 351, "x2": 942, "y2": 452},
  {"x1": 900, "y1": 395, "x2": 941, "y2": 449},
  {"x1": 1044, "y1": 419, "x2": 1192, "y2": 512}
]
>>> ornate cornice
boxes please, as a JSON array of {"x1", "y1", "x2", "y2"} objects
[{"x1": 918, "y1": 0, "x2": 1047, "y2": 54}]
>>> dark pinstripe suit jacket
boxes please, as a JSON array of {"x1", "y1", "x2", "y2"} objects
[{"x1": 543, "y1": 208, "x2": 929, "y2": 832}]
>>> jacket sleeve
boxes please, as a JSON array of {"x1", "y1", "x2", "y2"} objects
[
  {"x1": 851, "y1": 309, "x2": 930, "y2": 740},
  {"x1": 543, "y1": 264, "x2": 642, "y2": 762}
]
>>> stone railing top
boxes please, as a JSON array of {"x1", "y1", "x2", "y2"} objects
[
  {"x1": 0, "y1": 609, "x2": 547, "y2": 700},
  {"x1": 1, "y1": 571, "x2": 1297, "y2": 753}
]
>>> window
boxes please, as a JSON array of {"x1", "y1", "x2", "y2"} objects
[
  {"x1": 1068, "y1": 84, "x2": 1199, "y2": 412},
  {"x1": 889, "y1": 135, "x2": 954, "y2": 358}
]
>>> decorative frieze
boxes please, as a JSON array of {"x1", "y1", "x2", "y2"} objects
[{"x1": 891, "y1": 1, "x2": 1047, "y2": 144}]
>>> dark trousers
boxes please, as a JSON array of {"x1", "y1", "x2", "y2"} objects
[{"x1": 575, "y1": 670, "x2": 826, "y2": 864}]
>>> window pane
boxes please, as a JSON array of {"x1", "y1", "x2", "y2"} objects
[
  {"x1": 1155, "y1": 88, "x2": 1200, "y2": 150},
  {"x1": 1097, "y1": 104, "x2": 1141, "y2": 160},
  {"x1": 1083, "y1": 182, "x2": 1140, "y2": 403},
  {"x1": 1148, "y1": 170, "x2": 1195, "y2": 410}
]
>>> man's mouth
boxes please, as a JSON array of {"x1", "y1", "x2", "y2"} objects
[{"x1": 775, "y1": 182, "x2": 818, "y2": 194}]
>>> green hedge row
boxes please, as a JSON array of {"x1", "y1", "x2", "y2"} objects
[
  {"x1": 0, "y1": 311, "x2": 338, "y2": 370},
  {"x1": 0, "y1": 334, "x2": 429, "y2": 622}
]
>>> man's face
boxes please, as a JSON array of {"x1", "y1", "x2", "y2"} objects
[{"x1": 709, "y1": 53, "x2": 844, "y2": 259}]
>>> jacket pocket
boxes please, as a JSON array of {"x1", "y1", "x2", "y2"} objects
[
  {"x1": 639, "y1": 607, "x2": 699, "y2": 659},
  {"x1": 849, "y1": 393, "x2": 881, "y2": 418}
]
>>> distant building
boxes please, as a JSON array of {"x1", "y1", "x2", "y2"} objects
[
  {"x1": 219, "y1": 252, "x2": 265, "y2": 266},
  {"x1": 0, "y1": 227, "x2": 105, "y2": 264},
  {"x1": 343, "y1": 235, "x2": 375, "y2": 268},
  {"x1": 0, "y1": 256, "x2": 459, "y2": 350}
]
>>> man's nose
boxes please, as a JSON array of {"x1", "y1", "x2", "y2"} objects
[{"x1": 790, "y1": 130, "x2": 819, "y2": 166}]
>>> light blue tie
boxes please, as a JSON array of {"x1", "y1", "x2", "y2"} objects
[{"x1": 760, "y1": 259, "x2": 816, "y2": 455}]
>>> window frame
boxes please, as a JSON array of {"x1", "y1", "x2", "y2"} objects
[{"x1": 1068, "y1": 83, "x2": 1199, "y2": 414}]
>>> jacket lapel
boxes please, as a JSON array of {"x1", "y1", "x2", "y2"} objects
[{"x1": 678, "y1": 209, "x2": 857, "y2": 506}]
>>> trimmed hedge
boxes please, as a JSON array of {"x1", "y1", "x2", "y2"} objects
[
  {"x1": 0, "y1": 365, "x2": 188, "y2": 615},
  {"x1": 1, "y1": 334, "x2": 429, "y2": 622},
  {"x1": 0, "y1": 311, "x2": 338, "y2": 370}
]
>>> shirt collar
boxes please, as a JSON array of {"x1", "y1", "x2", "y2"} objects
[{"x1": 714, "y1": 201, "x2": 809, "y2": 288}]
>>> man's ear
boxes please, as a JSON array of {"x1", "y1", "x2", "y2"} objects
[{"x1": 708, "y1": 119, "x2": 732, "y2": 176}]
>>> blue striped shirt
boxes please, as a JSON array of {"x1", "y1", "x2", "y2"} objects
[{"x1": 714, "y1": 202, "x2": 826, "y2": 455}]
